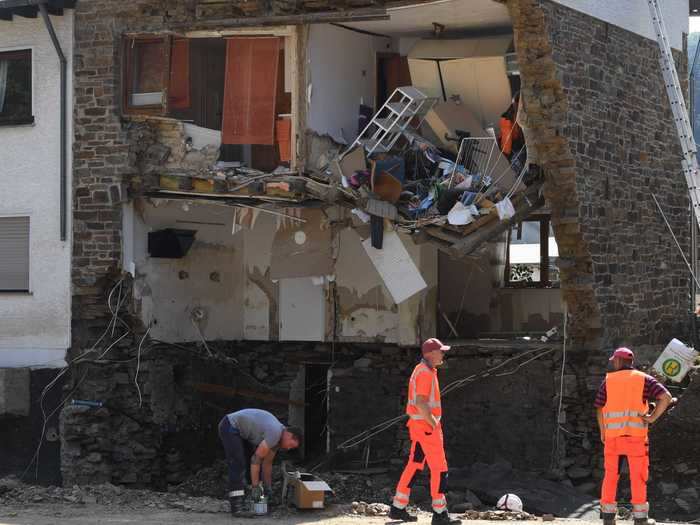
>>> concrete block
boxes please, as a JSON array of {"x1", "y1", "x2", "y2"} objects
[{"x1": 0, "y1": 367, "x2": 30, "y2": 417}]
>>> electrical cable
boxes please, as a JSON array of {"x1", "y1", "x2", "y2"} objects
[
  {"x1": 551, "y1": 304, "x2": 568, "y2": 469},
  {"x1": 652, "y1": 194, "x2": 700, "y2": 291},
  {"x1": 337, "y1": 346, "x2": 556, "y2": 451},
  {"x1": 134, "y1": 324, "x2": 152, "y2": 408}
]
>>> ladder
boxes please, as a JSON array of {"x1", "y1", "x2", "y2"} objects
[
  {"x1": 349, "y1": 86, "x2": 437, "y2": 156},
  {"x1": 647, "y1": 0, "x2": 700, "y2": 228}
]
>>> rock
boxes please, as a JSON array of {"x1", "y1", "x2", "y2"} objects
[
  {"x1": 659, "y1": 482, "x2": 679, "y2": 496},
  {"x1": 464, "y1": 489, "x2": 483, "y2": 508},
  {"x1": 353, "y1": 357, "x2": 372, "y2": 368},
  {"x1": 675, "y1": 463, "x2": 689, "y2": 474},
  {"x1": 449, "y1": 462, "x2": 598, "y2": 519},
  {"x1": 574, "y1": 482, "x2": 597, "y2": 496},
  {"x1": 675, "y1": 488, "x2": 700, "y2": 513},
  {"x1": 559, "y1": 458, "x2": 576, "y2": 469},
  {"x1": 452, "y1": 503, "x2": 474, "y2": 513},
  {"x1": 566, "y1": 466, "x2": 591, "y2": 480},
  {"x1": 447, "y1": 491, "x2": 465, "y2": 504}
]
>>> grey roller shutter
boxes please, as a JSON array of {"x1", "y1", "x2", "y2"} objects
[{"x1": 0, "y1": 217, "x2": 29, "y2": 291}]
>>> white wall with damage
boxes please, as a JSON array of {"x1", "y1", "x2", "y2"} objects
[
  {"x1": 127, "y1": 202, "x2": 437, "y2": 346},
  {"x1": 552, "y1": 0, "x2": 688, "y2": 50},
  {"x1": 0, "y1": 13, "x2": 73, "y2": 368},
  {"x1": 307, "y1": 24, "x2": 394, "y2": 144},
  {"x1": 126, "y1": 200, "x2": 245, "y2": 343}
]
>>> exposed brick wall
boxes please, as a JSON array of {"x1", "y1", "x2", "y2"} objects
[{"x1": 506, "y1": 0, "x2": 691, "y2": 349}]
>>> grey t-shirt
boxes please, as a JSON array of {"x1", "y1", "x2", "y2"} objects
[{"x1": 227, "y1": 409, "x2": 285, "y2": 448}]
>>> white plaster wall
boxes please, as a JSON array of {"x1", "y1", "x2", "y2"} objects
[
  {"x1": 307, "y1": 24, "x2": 394, "y2": 144},
  {"x1": 552, "y1": 0, "x2": 688, "y2": 50},
  {"x1": 130, "y1": 200, "x2": 245, "y2": 342},
  {"x1": 0, "y1": 13, "x2": 73, "y2": 368}
]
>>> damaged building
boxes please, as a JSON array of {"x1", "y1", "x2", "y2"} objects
[{"x1": 0, "y1": 0, "x2": 699, "y2": 515}]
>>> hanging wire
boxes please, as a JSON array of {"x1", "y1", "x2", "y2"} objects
[{"x1": 337, "y1": 345, "x2": 556, "y2": 451}]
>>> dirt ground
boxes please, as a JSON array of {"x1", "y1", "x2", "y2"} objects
[
  {"x1": 0, "y1": 505, "x2": 655, "y2": 525},
  {"x1": 0, "y1": 504, "x2": 690, "y2": 525}
]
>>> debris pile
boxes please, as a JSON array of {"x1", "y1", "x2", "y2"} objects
[
  {"x1": 460, "y1": 510, "x2": 536, "y2": 521},
  {"x1": 0, "y1": 476, "x2": 229, "y2": 513},
  {"x1": 349, "y1": 501, "x2": 391, "y2": 516},
  {"x1": 142, "y1": 87, "x2": 543, "y2": 257}
]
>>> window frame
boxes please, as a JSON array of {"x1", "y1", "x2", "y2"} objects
[
  {"x1": 0, "y1": 214, "x2": 31, "y2": 294},
  {"x1": 0, "y1": 47, "x2": 34, "y2": 126},
  {"x1": 504, "y1": 214, "x2": 558, "y2": 289},
  {"x1": 121, "y1": 34, "x2": 173, "y2": 116}
]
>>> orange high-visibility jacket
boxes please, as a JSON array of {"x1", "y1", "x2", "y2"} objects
[
  {"x1": 601, "y1": 369, "x2": 649, "y2": 438},
  {"x1": 406, "y1": 360, "x2": 442, "y2": 429}
]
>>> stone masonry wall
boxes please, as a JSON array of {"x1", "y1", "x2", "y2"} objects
[
  {"x1": 507, "y1": 0, "x2": 691, "y2": 350},
  {"x1": 505, "y1": 2, "x2": 697, "y2": 512}
]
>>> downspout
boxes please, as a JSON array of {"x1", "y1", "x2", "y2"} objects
[{"x1": 38, "y1": 3, "x2": 67, "y2": 241}]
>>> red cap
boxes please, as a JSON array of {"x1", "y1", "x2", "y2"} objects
[
  {"x1": 609, "y1": 347, "x2": 634, "y2": 361},
  {"x1": 422, "y1": 338, "x2": 451, "y2": 354}
]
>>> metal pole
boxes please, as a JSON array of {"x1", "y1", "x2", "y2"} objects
[{"x1": 38, "y1": 2, "x2": 67, "y2": 242}]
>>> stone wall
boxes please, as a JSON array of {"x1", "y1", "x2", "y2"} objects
[
  {"x1": 503, "y1": 0, "x2": 696, "y2": 504},
  {"x1": 60, "y1": 335, "x2": 562, "y2": 487},
  {"x1": 507, "y1": 0, "x2": 691, "y2": 349}
]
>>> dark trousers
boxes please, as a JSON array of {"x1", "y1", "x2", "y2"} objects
[{"x1": 218, "y1": 416, "x2": 254, "y2": 495}]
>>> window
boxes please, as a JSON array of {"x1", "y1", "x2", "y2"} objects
[
  {"x1": 0, "y1": 217, "x2": 30, "y2": 292},
  {"x1": 505, "y1": 216, "x2": 559, "y2": 288},
  {"x1": 122, "y1": 36, "x2": 172, "y2": 114},
  {"x1": 0, "y1": 49, "x2": 33, "y2": 125}
]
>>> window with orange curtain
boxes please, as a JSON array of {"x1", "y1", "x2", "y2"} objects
[
  {"x1": 221, "y1": 37, "x2": 280, "y2": 145},
  {"x1": 169, "y1": 38, "x2": 190, "y2": 110}
]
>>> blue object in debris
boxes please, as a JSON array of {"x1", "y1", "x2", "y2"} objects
[
  {"x1": 374, "y1": 156, "x2": 405, "y2": 183},
  {"x1": 461, "y1": 192, "x2": 478, "y2": 205}
]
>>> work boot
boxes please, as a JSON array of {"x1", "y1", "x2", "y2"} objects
[
  {"x1": 229, "y1": 495, "x2": 252, "y2": 516},
  {"x1": 634, "y1": 519, "x2": 656, "y2": 525},
  {"x1": 432, "y1": 511, "x2": 461, "y2": 525},
  {"x1": 389, "y1": 505, "x2": 418, "y2": 522}
]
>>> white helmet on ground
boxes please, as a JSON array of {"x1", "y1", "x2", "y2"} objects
[{"x1": 496, "y1": 493, "x2": 523, "y2": 512}]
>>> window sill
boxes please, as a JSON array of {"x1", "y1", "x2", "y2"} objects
[
  {"x1": 0, "y1": 290, "x2": 32, "y2": 295},
  {"x1": 0, "y1": 116, "x2": 35, "y2": 127}
]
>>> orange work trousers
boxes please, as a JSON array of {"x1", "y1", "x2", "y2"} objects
[
  {"x1": 600, "y1": 436, "x2": 650, "y2": 518},
  {"x1": 393, "y1": 424, "x2": 448, "y2": 513}
]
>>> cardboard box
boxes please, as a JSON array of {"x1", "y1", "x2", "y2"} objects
[{"x1": 289, "y1": 473, "x2": 332, "y2": 509}]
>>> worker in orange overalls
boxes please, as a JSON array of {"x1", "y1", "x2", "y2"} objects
[
  {"x1": 390, "y1": 338, "x2": 460, "y2": 525},
  {"x1": 595, "y1": 347, "x2": 674, "y2": 525}
]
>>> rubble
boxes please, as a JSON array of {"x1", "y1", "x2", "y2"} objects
[
  {"x1": 459, "y1": 510, "x2": 536, "y2": 521},
  {"x1": 0, "y1": 477, "x2": 229, "y2": 513}
]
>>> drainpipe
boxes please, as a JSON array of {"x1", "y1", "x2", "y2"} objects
[{"x1": 38, "y1": 3, "x2": 67, "y2": 241}]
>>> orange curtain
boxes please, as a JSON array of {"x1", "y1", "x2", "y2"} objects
[
  {"x1": 169, "y1": 38, "x2": 190, "y2": 109},
  {"x1": 222, "y1": 37, "x2": 280, "y2": 145}
]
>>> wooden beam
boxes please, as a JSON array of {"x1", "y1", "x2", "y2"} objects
[
  {"x1": 172, "y1": 8, "x2": 389, "y2": 30},
  {"x1": 192, "y1": 382, "x2": 305, "y2": 407}
]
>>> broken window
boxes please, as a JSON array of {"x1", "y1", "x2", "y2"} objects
[
  {"x1": 0, "y1": 49, "x2": 33, "y2": 126},
  {"x1": 505, "y1": 216, "x2": 559, "y2": 288},
  {"x1": 122, "y1": 33, "x2": 294, "y2": 169},
  {"x1": 0, "y1": 216, "x2": 30, "y2": 292},
  {"x1": 122, "y1": 36, "x2": 171, "y2": 114}
]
